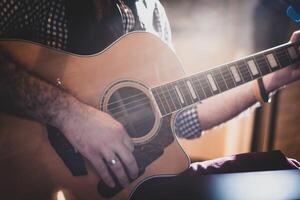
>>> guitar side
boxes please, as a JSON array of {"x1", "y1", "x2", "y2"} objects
[{"x1": 0, "y1": 32, "x2": 190, "y2": 200}]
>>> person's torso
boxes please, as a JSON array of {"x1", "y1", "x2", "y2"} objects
[{"x1": 0, "y1": 0, "x2": 172, "y2": 54}]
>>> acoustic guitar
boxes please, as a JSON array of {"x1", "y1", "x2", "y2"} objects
[{"x1": 0, "y1": 32, "x2": 299, "y2": 200}]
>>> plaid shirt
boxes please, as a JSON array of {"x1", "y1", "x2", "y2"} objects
[
  {"x1": 117, "y1": 0, "x2": 202, "y2": 139},
  {"x1": 0, "y1": 0, "x2": 202, "y2": 139}
]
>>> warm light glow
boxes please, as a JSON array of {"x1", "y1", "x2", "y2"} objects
[{"x1": 57, "y1": 190, "x2": 66, "y2": 200}]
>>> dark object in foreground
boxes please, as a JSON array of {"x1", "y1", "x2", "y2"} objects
[{"x1": 131, "y1": 169, "x2": 300, "y2": 200}]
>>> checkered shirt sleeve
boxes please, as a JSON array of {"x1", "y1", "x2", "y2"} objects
[
  {"x1": 174, "y1": 104, "x2": 203, "y2": 139},
  {"x1": 118, "y1": 0, "x2": 135, "y2": 33}
]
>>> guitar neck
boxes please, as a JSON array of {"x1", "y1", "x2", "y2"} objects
[{"x1": 151, "y1": 41, "x2": 300, "y2": 116}]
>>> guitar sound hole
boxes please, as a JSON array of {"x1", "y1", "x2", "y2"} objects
[{"x1": 107, "y1": 86, "x2": 156, "y2": 139}]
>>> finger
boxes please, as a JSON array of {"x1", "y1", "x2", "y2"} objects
[
  {"x1": 290, "y1": 30, "x2": 300, "y2": 42},
  {"x1": 118, "y1": 126, "x2": 134, "y2": 152},
  {"x1": 115, "y1": 144, "x2": 139, "y2": 180},
  {"x1": 88, "y1": 154, "x2": 116, "y2": 188},
  {"x1": 123, "y1": 136, "x2": 135, "y2": 152},
  {"x1": 102, "y1": 151, "x2": 130, "y2": 187}
]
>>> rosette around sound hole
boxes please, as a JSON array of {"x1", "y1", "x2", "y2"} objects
[{"x1": 107, "y1": 86, "x2": 156, "y2": 141}]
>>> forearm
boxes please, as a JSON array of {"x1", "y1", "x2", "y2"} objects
[
  {"x1": 197, "y1": 73, "x2": 278, "y2": 130},
  {"x1": 0, "y1": 54, "x2": 84, "y2": 131}
]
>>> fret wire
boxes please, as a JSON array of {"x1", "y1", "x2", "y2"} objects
[
  {"x1": 176, "y1": 80, "x2": 189, "y2": 107},
  {"x1": 178, "y1": 79, "x2": 191, "y2": 105},
  {"x1": 187, "y1": 76, "x2": 201, "y2": 102},
  {"x1": 186, "y1": 77, "x2": 199, "y2": 102},
  {"x1": 222, "y1": 65, "x2": 236, "y2": 88},
  {"x1": 229, "y1": 62, "x2": 241, "y2": 83},
  {"x1": 167, "y1": 83, "x2": 182, "y2": 110},
  {"x1": 157, "y1": 86, "x2": 171, "y2": 114},
  {"x1": 191, "y1": 76, "x2": 204, "y2": 101},
  {"x1": 274, "y1": 50, "x2": 288, "y2": 68},
  {"x1": 202, "y1": 73, "x2": 215, "y2": 96},
  {"x1": 168, "y1": 84, "x2": 179, "y2": 111},
  {"x1": 208, "y1": 69, "x2": 221, "y2": 92},
  {"x1": 174, "y1": 80, "x2": 185, "y2": 105},
  {"x1": 151, "y1": 41, "x2": 300, "y2": 116},
  {"x1": 277, "y1": 47, "x2": 289, "y2": 57},
  {"x1": 225, "y1": 64, "x2": 237, "y2": 87},
  {"x1": 212, "y1": 68, "x2": 228, "y2": 91},
  {"x1": 218, "y1": 67, "x2": 229, "y2": 89},
  {"x1": 262, "y1": 53, "x2": 273, "y2": 72},
  {"x1": 192, "y1": 74, "x2": 207, "y2": 99},
  {"x1": 243, "y1": 59, "x2": 254, "y2": 80},
  {"x1": 240, "y1": 61, "x2": 252, "y2": 81},
  {"x1": 251, "y1": 56, "x2": 263, "y2": 77},
  {"x1": 215, "y1": 68, "x2": 226, "y2": 91},
  {"x1": 189, "y1": 76, "x2": 201, "y2": 100},
  {"x1": 152, "y1": 88, "x2": 167, "y2": 115},
  {"x1": 156, "y1": 87, "x2": 170, "y2": 114},
  {"x1": 254, "y1": 54, "x2": 271, "y2": 75},
  {"x1": 211, "y1": 69, "x2": 221, "y2": 91},
  {"x1": 278, "y1": 47, "x2": 292, "y2": 66},
  {"x1": 197, "y1": 73, "x2": 212, "y2": 97},
  {"x1": 241, "y1": 60, "x2": 253, "y2": 81},
  {"x1": 272, "y1": 50, "x2": 282, "y2": 68},
  {"x1": 182, "y1": 78, "x2": 195, "y2": 104},
  {"x1": 198, "y1": 75, "x2": 209, "y2": 98},
  {"x1": 163, "y1": 85, "x2": 176, "y2": 112},
  {"x1": 163, "y1": 85, "x2": 175, "y2": 112},
  {"x1": 174, "y1": 84, "x2": 184, "y2": 108},
  {"x1": 235, "y1": 62, "x2": 245, "y2": 83}
]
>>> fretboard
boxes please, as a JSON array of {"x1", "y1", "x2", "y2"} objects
[{"x1": 151, "y1": 41, "x2": 300, "y2": 116}]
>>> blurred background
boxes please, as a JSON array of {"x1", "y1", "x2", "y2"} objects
[{"x1": 160, "y1": 0, "x2": 300, "y2": 161}]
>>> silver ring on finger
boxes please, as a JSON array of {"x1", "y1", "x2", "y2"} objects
[{"x1": 107, "y1": 158, "x2": 118, "y2": 166}]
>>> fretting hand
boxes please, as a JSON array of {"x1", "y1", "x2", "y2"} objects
[{"x1": 263, "y1": 30, "x2": 300, "y2": 93}]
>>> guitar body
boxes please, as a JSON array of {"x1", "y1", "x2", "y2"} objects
[{"x1": 0, "y1": 32, "x2": 190, "y2": 200}]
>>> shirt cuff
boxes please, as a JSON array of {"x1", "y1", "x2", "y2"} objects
[{"x1": 174, "y1": 104, "x2": 202, "y2": 139}]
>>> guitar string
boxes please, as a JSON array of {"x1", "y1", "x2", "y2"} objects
[
  {"x1": 108, "y1": 96, "x2": 150, "y2": 113},
  {"x1": 106, "y1": 60, "x2": 274, "y2": 112},
  {"x1": 107, "y1": 84, "x2": 205, "y2": 113},
  {"x1": 106, "y1": 92, "x2": 145, "y2": 106},
  {"x1": 109, "y1": 64, "x2": 294, "y2": 117},
  {"x1": 105, "y1": 65, "x2": 246, "y2": 107},
  {"x1": 106, "y1": 46, "x2": 295, "y2": 112},
  {"x1": 109, "y1": 100, "x2": 152, "y2": 116},
  {"x1": 106, "y1": 73, "x2": 230, "y2": 108},
  {"x1": 106, "y1": 63, "x2": 270, "y2": 113}
]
